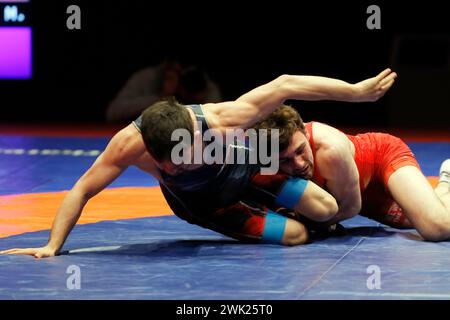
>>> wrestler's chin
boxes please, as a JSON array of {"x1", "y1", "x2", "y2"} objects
[
  {"x1": 305, "y1": 172, "x2": 313, "y2": 179},
  {"x1": 292, "y1": 169, "x2": 313, "y2": 180},
  {"x1": 302, "y1": 171, "x2": 313, "y2": 180}
]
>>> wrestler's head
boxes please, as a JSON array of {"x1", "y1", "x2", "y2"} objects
[
  {"x1": 140, "y1": 97, "x2": 200, "y2": 176},
  {"x1": 253, "y1": 105, "x2": 314, "y2": 179}
]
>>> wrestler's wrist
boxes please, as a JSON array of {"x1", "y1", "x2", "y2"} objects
[
  {"x1": 349, "y1": 83, "x2": 364, "y2": 102},
  {"x1": 45, "y1": 242, "x2": 60, "y2": 255}
]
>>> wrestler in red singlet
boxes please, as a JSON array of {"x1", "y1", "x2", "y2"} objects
[{"x1": 305, "y1": 122, "x2": 421, "y2": 228}]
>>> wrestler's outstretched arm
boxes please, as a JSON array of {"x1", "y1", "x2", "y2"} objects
[
  {"x1": 0, "y1": 126, "x2": 144, "y2": 258},
  {"x1": 203, "y1": 68, "x2": 396, "y2": 132}
]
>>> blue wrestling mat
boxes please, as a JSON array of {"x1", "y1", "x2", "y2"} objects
[{"x1": 1, "y1": 135, "x2": 450, "y2": 300}]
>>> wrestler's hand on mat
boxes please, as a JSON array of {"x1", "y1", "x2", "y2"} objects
[
  {"x1": 0, "y1": 245, "x2": 58, "y2": 259},
  {"x1": 353, "y1": 68, "x2": 397, "y2": 102}
]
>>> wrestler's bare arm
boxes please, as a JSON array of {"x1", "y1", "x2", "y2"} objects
[
  {"x1": 0, "y1": 125, "x2": 146, "y2": 258},
  {"x1": 202, "y1": 68, "x2": 396, "y2": 133},
  {"x1": 315, "y1": 125, "x2": 361, "y2": 224}
]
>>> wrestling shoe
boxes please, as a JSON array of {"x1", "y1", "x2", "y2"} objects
[{"x1": 439, "y1": 159, "x2": 450, "y2": 185}]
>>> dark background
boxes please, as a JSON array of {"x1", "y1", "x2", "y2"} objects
[{"x1": 1, "y1": 0, "x2": 449, "y2": 128}]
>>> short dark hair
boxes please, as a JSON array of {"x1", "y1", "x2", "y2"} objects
[
  {"x1": 253, "y1": 104, "x2": 305, "y2": 152},
  {"x1": 140, "y1": 97, "x2": 194, "y2": 161}
]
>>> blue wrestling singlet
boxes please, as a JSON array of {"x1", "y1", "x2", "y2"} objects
[{"x1": 133, "y1": 104, "x2": 261, "y2": 226}]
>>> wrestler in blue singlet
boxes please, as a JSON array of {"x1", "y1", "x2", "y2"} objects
[{"x1": 134, "y1": 104, "x2": 309, "y2": 243}]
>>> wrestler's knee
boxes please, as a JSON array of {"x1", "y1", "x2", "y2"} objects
[
  {"x1": 299, "y1": 195, "x2": 338, "y2": 222},
  {"x1": 417, "y1": 215, "x2": 450, "y2": 242},
  {"x1": 317, "y1": 195, "x2": 339, "y2": 221},
  {"x1": 260, "y1": 211, "x2": 308, "y2": 246},
  {"x1": 281, "y1": 219, "x2": 309, "y2": 246},
  {"x1": 293, "y1": 181, "x2": 338, "y2": 222},
  {"x1": 420, "y1": 225, "x2": 450, "y2": 242}
]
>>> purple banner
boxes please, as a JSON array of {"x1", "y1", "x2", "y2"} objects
[{"x1": 0, "y1": 26, "x2": 32, "y2": 79}]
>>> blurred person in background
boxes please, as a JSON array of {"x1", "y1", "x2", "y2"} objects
[{"x1": 106, "y1": 57, "x2": 222, "y2": 123}]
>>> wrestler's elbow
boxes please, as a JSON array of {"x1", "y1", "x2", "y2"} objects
[
  {"x1": 273, "y1": 74, "x2": 294, "y2": 95},
  {"x1": 275, "y1": 74, "x2": 291, "y2": 85},
  {"x1": 350, "y1": 202, "x2": 362, "y2": 216},
  {"x1": 339, "y1": 196, "x2": 362, "y2": 219}
]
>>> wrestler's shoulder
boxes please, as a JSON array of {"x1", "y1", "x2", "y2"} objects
[
  {"x1": 312, "y1": 122, "x2": 348, "y2": 144},
  {"x1": 106, "y1": 124, "x2": 147, "y2": 164}
]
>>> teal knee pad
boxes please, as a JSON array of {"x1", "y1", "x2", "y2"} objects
[
  {"x1": 261, "y1": 210, "x2": 287, "y2": 244},
  {"x1": 275, "y1": 177, "x2": 308, "y2": 210}
]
